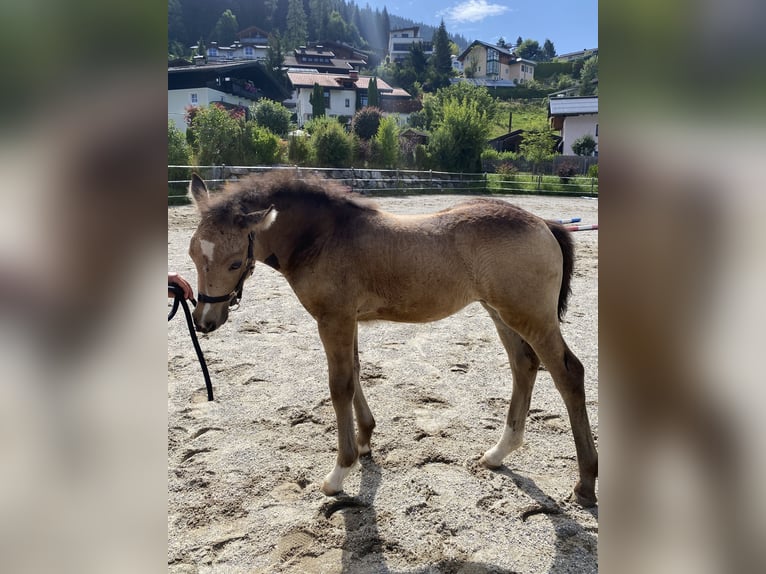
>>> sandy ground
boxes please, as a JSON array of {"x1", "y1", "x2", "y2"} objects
[{"x1": 168, "y1": 193, "x2": 598, "y2": 573}]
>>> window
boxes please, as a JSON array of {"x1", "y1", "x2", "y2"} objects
[
  {"x1": 324, "y1": 89, "x2": 330, "y2": 108},
  {"x1": 345, "y1": 98, "x2": 350, "y2": 108},
  {"x1": 360, "y1": 96, "x2": 368, "y2": 107},
  {"x1": 245, "y1": 47, "x2": 253, "y2": 56},
  {"x1": 595, "y1": 124, "x2": 599, "y2": 136},
  {"x1": 487, "y1": 60, "x2": 499, "y2": 76},
  {"x1": 487, "y1": 48, "x2": 499, "y2": 62},
  {"x1": 190, "y1": 92, "x2": 198, "y2": 104}
]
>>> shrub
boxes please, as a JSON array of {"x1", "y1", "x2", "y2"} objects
[
  {"x1": 192, "y1": 104, "x2": 242, "y2": 166},
  {"x1": 351, "y1": 107, "x2": 383, "y2": 140},
  {"x1": 311, "y1": 117, "x2": 352, "y2": 167},
  {"x1": 557, "y1": 161, "x2": 579, "y2": 183},
  {"x1": 252, "y1": 99, "x2": 291, "y2": 137},
  {"x1": 414, "y1": 144, "x2": 431, "y2": 170},
  {"x1": 242, "y1": 123, "x2": 282, "y2": 165},
  {"x1": 587, "y1": 163, "x2": 598, "y2": 178},
  {"x1": 571, "y1": 133, "x2": 597, "y2": 156},
  {"x1": 375, "y1": 116, "x2": 399, "y2": 168},
  {"x1": 496, "y1": 162, "x2": 518, "y2": 176},
  {"x1": 168, "y1": 120, "x2": 192, "y2": 180},
  {"x1": 288, "y1": 133, "x2": 312, "y2": 165}
]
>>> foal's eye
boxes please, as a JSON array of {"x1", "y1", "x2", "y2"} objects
[{"x1": 229, "y1": 261, "x2": 242, "y2": 271}]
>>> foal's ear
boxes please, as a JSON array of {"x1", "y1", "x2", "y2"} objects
[
  {"x1": 188, "y1": 173, "x2": 210, "y2": 212},
  {"x1": 241, "y1": 205, "x2": 278, "y2": 231}
]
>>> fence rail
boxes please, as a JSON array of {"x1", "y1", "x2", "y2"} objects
[{"x1": 168, "y1": 165, "x2": 598, "y2": 205}]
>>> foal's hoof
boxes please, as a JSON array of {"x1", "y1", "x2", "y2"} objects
[
  {"x1": 320, "y1": 481, "x2": 342, "y2": 496},
  {"x1": 479, "y1": 452, "x2": 503, "y2": 470},
  {"x1": 571, "y1": 486, "x2": 597, "y2": 508}
]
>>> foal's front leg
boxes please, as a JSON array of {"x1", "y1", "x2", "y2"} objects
[{"x1": 317, "y1": 316, "x2": 358, "y2": 496}]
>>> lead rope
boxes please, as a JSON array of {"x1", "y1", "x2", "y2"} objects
[{"x1": 168, "y1": 284, "x2": 214, "y2": 401}]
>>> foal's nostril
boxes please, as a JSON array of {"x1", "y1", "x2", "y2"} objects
[{"x1": 195, "y1": 321, "x2": 216, "y2": 334}]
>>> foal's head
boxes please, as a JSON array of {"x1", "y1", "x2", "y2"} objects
[{"x1": 187, "y1": 174, "x2": 276, "y2": 333}]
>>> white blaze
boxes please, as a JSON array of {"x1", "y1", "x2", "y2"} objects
[{"x1": 199, "y1": 239, "x2": 216, "y2": 262}]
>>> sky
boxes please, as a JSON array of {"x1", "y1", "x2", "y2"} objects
[{"x1": 368, "y1": 0, "x2": 597, "y2": 55}]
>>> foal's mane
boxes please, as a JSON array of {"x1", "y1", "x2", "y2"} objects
[{"x1": 205, "y1": 171, "x2": 378, "y2": 228}]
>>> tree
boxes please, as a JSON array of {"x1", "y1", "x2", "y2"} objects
[
  {"x1": 375, "y1": 116, "x2": 399, "y2": 168},
  {"x1": 285, "y1": 0, "x2": 308, "y2": 50},
  {"x1": 241, "y1": 123, "x2": 283, "y2": 165},
  {"x1": 210, "y1": 9, "x2": 238, "y2": 46},
  {"x1": 578, "y1": 55, "x2": 598, "y2": 95},
  {"x1": 428, "y1": 20, "x2": 453, "y2": 91},
  {"x1": 311, "y1": 117, "x2": 352, "y2": 167},
  {"x1": 497, "y1": 37, "x2": 507, "y2": 49},
  {"x1": 367, "y1": 77, "x2": 380, "y2": 108},
  {"x1": 515, "y1": 36, "x2": 523, "y2": 49},
  {"x1": 517, "y1": 38, "x2": 542, "y2": 61},
  {"x1": 543, "y1": 39, "x2": 556, "y2": 61},
  {"x1": 571, "y1": 134, "x2": 597, "y2": 156},
  {"x1": 266, "y1": 32, "x2": 289, "y2": 89},
  {"x1": 253, "y1": 99, "x2": 292, "y2": 137},
  {"x1": 310, "y1": 83, "x2": 326, "y2": 118},
  {"x1": 519, "y1": 129, "x2": 557, "y2": 172},
  {"x1": 428, "y1": 97, "x2": 492, "y2": 173},
  {"x1": 168, "y1": 120, "x2": 192, "y2": 180},
  {"x1": 192, "y1": 104, "x2": 243, "y2": 166},
  {"x1": 351, "y1": 106, "x2": 383, "y2": 140}
]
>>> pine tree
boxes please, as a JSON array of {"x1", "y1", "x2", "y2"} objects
[
  {"x1": 286, "y1": 0, "x2": 308, "y2": 50},
  {"x1": 429, "y1": 20, "x2": 452, "y2": 90},
  {"x1": 543, "y1": 39, "x2": 556, "y2": 61},
  {"x1": 367, "y1": 77, "x2": 380, "y2": 108},
  {"x1": 310, "y1": 83, "x2": 326, "y2": 118},
  {"x1": 210, "y1": 9, "x2": 238, "y2": 46}
]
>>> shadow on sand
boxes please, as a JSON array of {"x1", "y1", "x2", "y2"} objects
[{"x1": 328, "y1": 457, "x2": 596, "y2": 574}]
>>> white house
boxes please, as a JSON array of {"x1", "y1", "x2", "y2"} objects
[
  {"x1": 168, "y1": 61, "x2": 290, "y2": 132},
  {"x1": 286, "y1": 71, "x2": 417, "y2": 127},
  {"x1": 548, "y1": 96, "x2": 598, "y2": 155},
  {"x1": 388, "y1": 26, "x2": 433, "y2": 63}
]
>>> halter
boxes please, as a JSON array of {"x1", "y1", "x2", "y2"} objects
[{"x1": 197, "y1": 232, "x2": 256, "y2": 309}]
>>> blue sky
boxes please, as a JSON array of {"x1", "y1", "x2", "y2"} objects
[{"x1": 370, "y1": 0, "x2": 597, "y2": 55}]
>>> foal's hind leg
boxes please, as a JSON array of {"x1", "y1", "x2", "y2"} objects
[
  {"x1": 479, "y1": 304, "x2": 541, "y2": 468},
  {"x1": 524, "y1": 324, "x2": 598, "y2": 507},
  {"x1": 352, "y1": 325, "x2": 376, "y2": 455}
]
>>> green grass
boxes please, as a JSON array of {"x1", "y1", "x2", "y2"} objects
[
  {"x1": 489, "y1": 99, "x2": 549, "y2": 139},
  {"x1": 486, "y1": 173, "x2": 598, "y2": 196}
]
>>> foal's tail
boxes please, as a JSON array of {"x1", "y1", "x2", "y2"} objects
[{"x1": 546, "y1": 222, "x2": 575, "y2": 321}]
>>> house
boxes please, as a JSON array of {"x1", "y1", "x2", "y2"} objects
[
  {"x1": 487, "y1": 129, "x2": 562, "y2": 154},
  {"x1": 285, "y1": 71, "x2": 417, "y2": 127},
  {"x1": 168, "y1": 61, "x2": 290, "y2": 132},
  {"x1": 457, "y1": 40, "x2": 535, "y2": 84},
  {"x1": 548, "y1": 96, "x2": 598, "y2": 155},
  {"x1": 195, "y1": 40, "x2": 269, "y2": 63},
  {"x1": 283, "y1": 45, "x2": 366, "y2": 74},
  {"x1": 388, "y1": 26, "x2": 433, "y2": 63},
  {"x1": 556, "y1": 48, "x2": 598, "y2": 62}
]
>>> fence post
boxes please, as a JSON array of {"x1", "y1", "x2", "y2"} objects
[
  {"x1": 537, "y1": 173, "x2": 542, "y2": 190},
  {"x1": 590, "y1": 177, "x2": 594, "y2": 194}
]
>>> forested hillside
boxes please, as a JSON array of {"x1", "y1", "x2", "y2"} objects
[{"x1": 169, "y1": 0, "x2": 469, "y2": 59}]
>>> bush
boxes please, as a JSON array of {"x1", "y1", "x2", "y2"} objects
[
  {"x1": 242, "y1": 123, "x2": 283, "y2": 165},
  {"x1": 192, "y1": 104, "x2": 242, "y2": 166},
  {"x1": 311, "y1": 117, "x2": 352, "y2": 167},
  {"x1": 375, "y1": 116, "x2": 399, "y2": 168},
  {"x1": 587, "y1": 163, "x2": 598, "y2": 178},
  {"x1": 414, "y1": 144, "x2": 431, "y2": 170},
  {"x1": 496, "y1": 162, "x2": 518, "y2": 176},
  {"x1": 557, "y1": 161, "x2": 578, "y2": 183},
  {"x1": 351, "y1": 107, "x2": 383, "y2": 140},
  {"x1": 252, "y1": 99, "x2": 291, "y2": 137},
  {"x1": 168, "y1": 120, "x2": 192, "y2": 180},
  {"x1": 288, "y1": 134, "x2": 312, "y2": 165},
  {"x1": 571, "y1": 133, "x2": 597, "y2": 156}
]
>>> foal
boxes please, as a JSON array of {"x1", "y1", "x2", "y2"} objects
[{"x1": 187, "y1": 172, "x2": 598, "y2": 507}]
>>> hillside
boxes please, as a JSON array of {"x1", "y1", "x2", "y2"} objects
[{"x1": 169, "y1": 0, "x2": 468, "y2": 59}]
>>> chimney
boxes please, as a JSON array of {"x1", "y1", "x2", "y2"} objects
[{"x1": 349, "y1": 70, "x2": 359, "y2": 81}]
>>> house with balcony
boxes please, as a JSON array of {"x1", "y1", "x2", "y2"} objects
[
  {"x1": 286, "y1": 71, "x2": 417, "y2": 127},
  {"x1": 283, "y1": 45, "x2": 368, "y2": 74},
  {"x1": 388, "y1": 26, "x2": 433, "y2": 63},
  {"x1": 168, "y1": 61, "x2": 290, "y2": 132},
  {"x1": 457, "y1": 40, "x2": 535, "y2": 84},
  {"x1": 548, "y1": 96, "x2": 598, "y2": 155}
]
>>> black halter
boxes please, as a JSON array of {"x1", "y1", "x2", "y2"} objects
[{"x1": 197, "y1": 232, "x2": 256, "y2": 309}]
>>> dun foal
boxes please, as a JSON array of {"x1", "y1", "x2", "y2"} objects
[{"x1": 187, "y1": 172, "x2": 597, "y2": 506}]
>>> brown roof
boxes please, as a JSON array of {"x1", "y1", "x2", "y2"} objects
[{"x1": 286, "y1": 72, "x2": 406, "y2": 97}]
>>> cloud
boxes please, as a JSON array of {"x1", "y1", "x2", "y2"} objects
[{"x1": 439, "y1": 0, "x2": 511, "y2": 23}]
